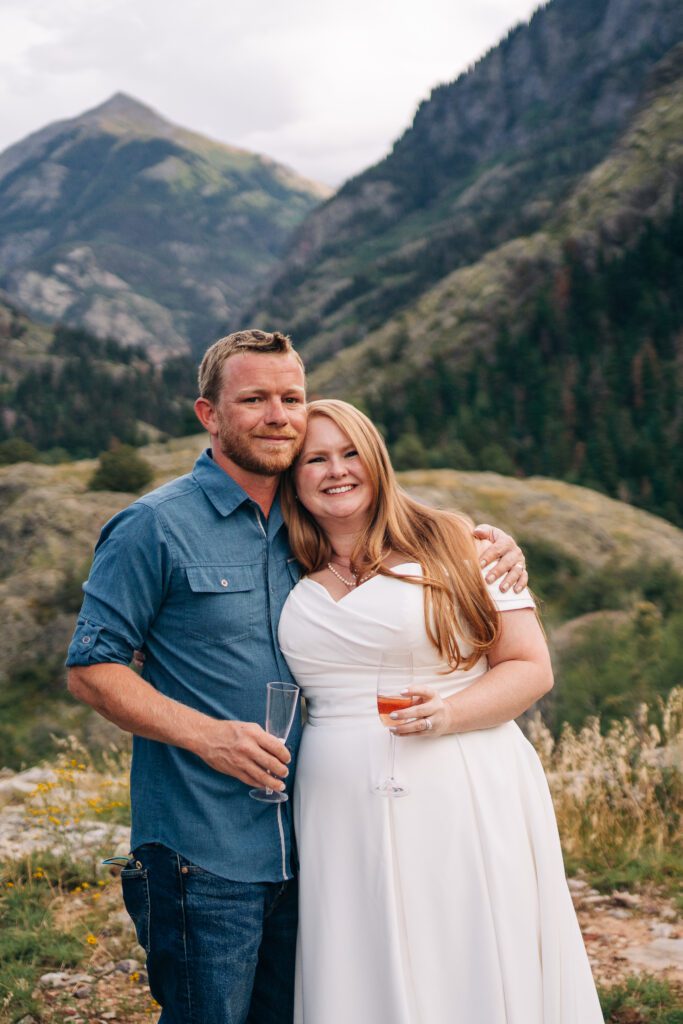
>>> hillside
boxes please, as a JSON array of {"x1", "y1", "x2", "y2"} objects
[
  {"x1": 2, "y1": 435, "x2": 682, "y2": 766},
  {"x1": 303, "y1": 40, "x2": 683, "y2": 526},
  {"x1": 0, "y1": 297, "x2": 198, "y2": 457},
  {"x1": 0, "y1": 93, "x2": 329, "y2": 357},
  {"x1": 246, "y1": 0, "x2": 683, "y2": 361}
]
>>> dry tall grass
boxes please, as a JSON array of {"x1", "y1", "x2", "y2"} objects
[{"x1": 527, "y1": 687, "x2": 683, "y2": 875}]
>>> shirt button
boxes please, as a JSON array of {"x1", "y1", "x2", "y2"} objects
[
  {"x1": 82, "y1": 636, "x2": 91, "y2": 644},
  {"x1": 220, "y1": 579, "x2": 228, "y2": 588}
]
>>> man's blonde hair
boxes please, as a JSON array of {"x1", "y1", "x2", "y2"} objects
[{"x1": 198, "y1": 330, "x2": 305, "y2": 404}]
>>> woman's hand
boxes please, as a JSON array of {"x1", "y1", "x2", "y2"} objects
[{"x1": 389, "y1": 686, "x2": 452, "y2": 738}]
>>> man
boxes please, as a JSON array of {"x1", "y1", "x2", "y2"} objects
[{"x1": 66, "y1": 329, "x2": 527, "y2": 1024}]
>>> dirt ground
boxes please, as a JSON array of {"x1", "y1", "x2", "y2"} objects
[{"x1": 27, "y1": 878, "x2": 682, "y2": 1023}]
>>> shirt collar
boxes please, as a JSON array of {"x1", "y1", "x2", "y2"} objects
[{"x1": 192, "y1": 449, "x2": 286, "y2": 533}]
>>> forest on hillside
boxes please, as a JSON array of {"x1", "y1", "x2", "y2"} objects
[
  {"x1": 371, "y1": 203, "x2": 683, "y2": 526},
  {"x1": 0, "y1": 326, "x2": 197, "y2": 461}
]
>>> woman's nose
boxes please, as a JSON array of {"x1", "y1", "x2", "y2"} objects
[{"x1": 326, "y1": 457, "x2": 347, "y2": 477}]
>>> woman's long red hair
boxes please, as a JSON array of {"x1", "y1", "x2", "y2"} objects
[{"x1": 280, "y1": 400, "x2": 500, "y2": 671}]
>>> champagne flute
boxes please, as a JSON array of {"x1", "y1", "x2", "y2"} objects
[
  {"x1": 375, "y1": 650, "x2": 413, "y2": 797},
  {"x1": 249, "y1": 681, "x2": 300, "y2": 804}
]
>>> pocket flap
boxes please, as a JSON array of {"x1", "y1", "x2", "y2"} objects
[{"x1": 186, "y1": 565, "x2": 256, "y2": 594}]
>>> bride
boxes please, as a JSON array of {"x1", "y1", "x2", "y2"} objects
[{"x1": 277, "y1": 399, "x2": 603, "y2": 1024}]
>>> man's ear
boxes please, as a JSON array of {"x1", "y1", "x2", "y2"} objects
[{"x1": 194, "y1": 397, "x2": 216, "y2": 433}]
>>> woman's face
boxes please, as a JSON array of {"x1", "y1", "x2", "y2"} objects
[{"x1": 294, "y1": 416, "x2": 374, "y2": 528}]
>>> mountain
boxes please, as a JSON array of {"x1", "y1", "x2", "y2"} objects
[
  {"x1": 0, "y1": 295, "x2": 198, "y2": 458},
  {"x1": 0, "y1": 94, "x2": 329, "y2": 358},
  {"x1": 304, "y1": 40, "x2": 683, "y2": 525},
  {"x1": 1, "y1": 436, "x2": 682, "y2": 766},
  {"x1": 245, "y1": 0, "x2": 683, "y2": 363}
]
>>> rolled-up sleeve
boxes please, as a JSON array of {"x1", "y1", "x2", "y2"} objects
[{"x1": 66, "y1": 502, "x2": 172, "y2": 667}]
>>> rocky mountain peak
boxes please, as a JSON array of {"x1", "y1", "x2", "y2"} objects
[{"x1": 74, "y1": 91, "x2": 177, "y2": 137}]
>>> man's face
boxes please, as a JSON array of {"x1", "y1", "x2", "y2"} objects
[{"x1": 211, "y1": 352, "x2": 307, "y2": 476}]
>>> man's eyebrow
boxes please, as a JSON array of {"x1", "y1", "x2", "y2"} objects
[{"x1": 235, "y1": 385, "x2": 306, "y2": 395}]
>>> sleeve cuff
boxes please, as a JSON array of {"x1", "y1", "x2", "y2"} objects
[
  {"x1": 65, "y1": 619, "x2": 134, "y2": 667},
  {"x1": 483, "y1": 562, "x2": 536, "y2": 613}
]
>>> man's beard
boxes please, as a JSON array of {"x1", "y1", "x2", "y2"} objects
[{"x1": 216, "y1": 416, "x2": 304, "y2": 476}]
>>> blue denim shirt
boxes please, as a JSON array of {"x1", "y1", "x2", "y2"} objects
[{"x1": 66, "y1": 450, "x2": 302, "y2": 883}]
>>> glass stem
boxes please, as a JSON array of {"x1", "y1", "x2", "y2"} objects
[{"x1": 389, "y1": 731, "x2": 397, "y2": 781}]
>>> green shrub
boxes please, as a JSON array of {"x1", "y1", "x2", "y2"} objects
[
  {"x1": 391, "y1": 433, "x2": 429, "y2": 470},
  {"x1": 0, "y1": 438, "x2": 40, "y2": 465},
  {"x1": 89, "y1": 444, "x2": 154, "y2": 493},
  {"x1": 600, "y1": 974, "x2": 683, "y2": 1023}
]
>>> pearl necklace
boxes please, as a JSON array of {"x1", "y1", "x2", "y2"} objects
[{"x1": 326, "y1": 561, "x2": 375, "y2": 589}]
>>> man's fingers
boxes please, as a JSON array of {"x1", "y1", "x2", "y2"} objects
[
  {"x1": 242, "y1": 766, "x2": 287, "y2": 791},
  {"x1": 513, "y1": 568, "x2": 529, "y2": 594},
  {"x1": 472, "y1": 523, "x2": 497, "y2": 542},
  {"x1": 256, "y1": 729, "x2": 292, "y2": 763}
]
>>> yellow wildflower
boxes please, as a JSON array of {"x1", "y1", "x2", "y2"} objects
[{"x1": 86, "y1": 933, "x2": 98, "y2": 945}]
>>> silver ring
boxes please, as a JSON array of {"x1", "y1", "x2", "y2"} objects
[{"x1": 423, "y1": 718, "x2": 433, "y2": 731}]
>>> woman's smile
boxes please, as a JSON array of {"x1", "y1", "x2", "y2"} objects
[{"x1": 295, "y1": 417, "x2": 372, "y2": 523}]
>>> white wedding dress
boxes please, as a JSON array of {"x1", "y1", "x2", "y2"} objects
[{"x1": 278, "y1": 564, "x2": 604, "y2": 1024}]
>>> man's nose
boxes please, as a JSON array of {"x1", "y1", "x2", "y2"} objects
[{"x1": 263, "y1": 399, "x2": 288, "y2": 425}]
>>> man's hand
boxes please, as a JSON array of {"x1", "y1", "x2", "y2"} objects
[
  {"x1": 473, "y1": 524, "x2": 528, "y2": 594},
  {"x1": 198, "y1": 719, "x2": 291, "y2": 792},
  {"x1": 68, "y1": 664, "x2": 292, "y2": 792}
]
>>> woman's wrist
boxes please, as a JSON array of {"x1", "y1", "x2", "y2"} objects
[{"x1": 443, "y1": 697, "x2": 458, "y2": 735}]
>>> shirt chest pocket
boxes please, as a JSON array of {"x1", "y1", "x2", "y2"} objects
[{"x1": 184, "y1": 565, "x2": 257, "y2": 647}]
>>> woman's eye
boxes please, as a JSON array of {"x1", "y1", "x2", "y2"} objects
[{"x1": 345, "y1": 449, "x2": 358, "y2": 458}]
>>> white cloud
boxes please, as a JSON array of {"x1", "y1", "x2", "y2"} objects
[{"x1": 0, "y1": 0, "x2": 542, "y2": 184}]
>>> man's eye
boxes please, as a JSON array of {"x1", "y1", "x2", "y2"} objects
[
  {"x1": 284, "y1": 396, "x2": 301, "y2": 404},
  {"x1": 242, "y1": 396, "x2": 261, "y2": 403}
]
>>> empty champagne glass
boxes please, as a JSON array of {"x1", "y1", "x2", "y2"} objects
[
  {"x1": 250, "y1": 681, "x2": 300, "y2": 803},
  {"x1": 375, "y1": 651, "x2": 414, "y2": 797}
]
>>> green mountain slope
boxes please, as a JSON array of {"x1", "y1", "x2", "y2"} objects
[
  {"x1": 0, "y1": 296, "x2": 198, "y2": 458},
  {"x1": 0, "y1": 93, "x2": 329, "y2": 357},
  {"x1": 245, "y1": 0, "x2": 683, "y2": 362},
  {"x1": 306, "y1": 42, "x2": 683, "y2": 525}
]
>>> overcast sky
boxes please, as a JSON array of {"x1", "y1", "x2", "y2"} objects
[{"x1": 0, "y1": 0, "x2": 542, "y2": 186}]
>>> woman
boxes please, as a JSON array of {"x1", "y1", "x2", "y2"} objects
[{"x1": 277, "y1": 399, "x2": 603, "y2": 1024}]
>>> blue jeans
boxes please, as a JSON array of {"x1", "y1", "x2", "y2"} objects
[{"x1": 121, "y1": 843, "x2": 297, "y2": 1024}]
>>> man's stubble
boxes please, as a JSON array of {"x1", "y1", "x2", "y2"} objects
[{"x1": 215, "y1": 409, "x2": 305, "y2": 477}]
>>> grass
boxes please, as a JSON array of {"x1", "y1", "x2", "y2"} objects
[
  {"x1": 564, "y1": 848, "x2": 683, "y2": 906},
  {"x1": 1, "y1": 695, "x2": 681, "y2": 1021},
  {"x1": 600, "y1": 975, "x2": 683, "y2": 1023},
  {"x1": 0, "y1": 854, "x2": 104, "y2": 1022},
  {"x1": 527, "y1": 688, "x2": 683, "y2": 884}
]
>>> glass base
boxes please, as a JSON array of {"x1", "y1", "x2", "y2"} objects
[
  {"x1": 374, "y1": 779, "x2": 409, "y2": 798},
  {"x1": 249, "y1": 788, "x2": 289, "y2": 803}
]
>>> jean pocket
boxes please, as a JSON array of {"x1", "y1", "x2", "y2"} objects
[
  {"x1": 121, "y1": 864, "x2": 151, "y2": 954},
  {"x1": 184, "y1": 564, "x2": 257, "y2": 646}
]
